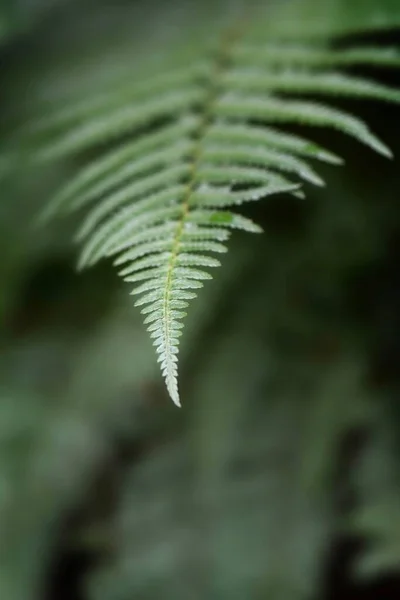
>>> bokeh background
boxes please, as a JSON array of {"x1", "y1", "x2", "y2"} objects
[{"x1": 0, "y1": 1, "x2": 400, "y2": 599}]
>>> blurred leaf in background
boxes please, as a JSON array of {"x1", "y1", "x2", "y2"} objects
[{"x1": 0, "y1": 0, "x2": 63, "y2": 41}]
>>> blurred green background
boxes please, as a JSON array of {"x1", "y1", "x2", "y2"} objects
[{"x1": 1, "y1": 1, "x2": 400, "y2": 599}]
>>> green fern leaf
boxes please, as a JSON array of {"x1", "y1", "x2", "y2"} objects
[
  {"x1": 233, "y1": 44, "x2": 400, "y2": 69},
  {"x1": 225, "y1": 70, "x2": 400, "y2": 104},
  {"x1": 17, "y1": 3, "x2": 400, "y2": 405},
  {"x1": 217, "y1": 95, "x2": 393, "y2": 157}
]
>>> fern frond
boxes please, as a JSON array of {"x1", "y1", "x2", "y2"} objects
[{"x1": 19, "y1": 4, "x2": 400, "y2": 405}]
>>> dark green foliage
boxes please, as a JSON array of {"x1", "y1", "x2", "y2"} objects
[{"x1": 1, "y1": 1, "x2": 400, "y2": 599}]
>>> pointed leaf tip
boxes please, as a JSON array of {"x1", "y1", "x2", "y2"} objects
[{"x1": 169, "y1": 387, "x2": 181, "y2": 407}]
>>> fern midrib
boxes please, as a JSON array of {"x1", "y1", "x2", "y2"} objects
[{"x1": 161, "y1": 24, "x2": 245, "y2": 397}]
